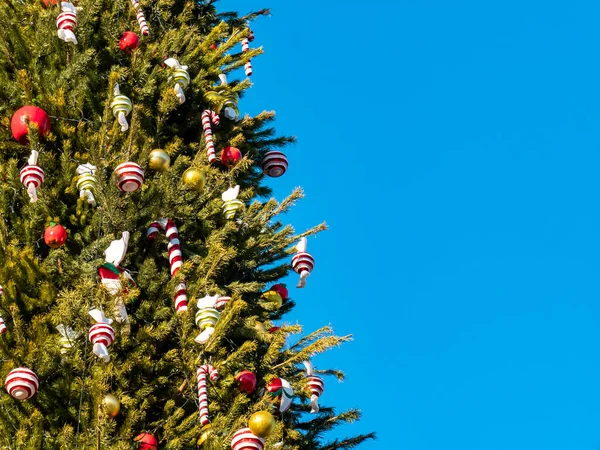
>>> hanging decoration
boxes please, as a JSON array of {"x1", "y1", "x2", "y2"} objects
[
  {"x1": 102, "y1": 394, "x2": 121, "y2": 417},
  {"x1": 56, "y1": 2, "x2": 78, "y2": 45},
  {"x1": 261, "y1": 151, "x2": 288, "y2": 178},
  {"x1": 88, "y1": 309, "x2": 115, "y2": 362},
  {"x1": 11, "y1": 106, "x2": 51, "y2": 145},
  {"x1": 20, "y1": 150, "x2": 44, "y2": 203},
  {"x1": 220, "y1": 146, "x2": 242, "y2": 168},
  {"x1": 197, "y1": 364, "x2": 219, "y2": 426},
  {"x1": 248, "y1": 411, "x2": 276, "y2": 438},
  {"x1": 56, "y1": 324, "x2": 79, "y2": 354},
  {"x1": 148, "y1": 149, "x2": 170, "y2": 171},
  {"x1": 99, "y1": 231, "x2": 135, "y2": 322},
  {"x1": 201, "y1": 110, "x2": 220, "y2": 163},
  {"x1": 195, "y1": 295, "x2": 220, "y2": 344},
  {"x1": 130, "y1": 0, "x2": 149, "y2": 36},
  {"x1": 181, "y1": 167, "x2": 206, "y2": 191},
  {"x1": 266, "y1": 378, "x2": 294, "y2": 413},
  {"x1": 0, "y1": 315, "x2": 6, "y2": 335},
  {"x1": 114, "y1": 162, "x2": 144, "y2": 192},
  {"x1": 205, "y1": 74, "x2": 240, "y2": 121},
  {"x1": 231, "y1": 428, "x2": 264, "y2": 450},
  {"x1": 292, "y1": 237, "x2": 315, "y2": 288},
  {"x1": 234, "y1": 370, "x2": 257, "y2": 394},
  {"x1": 5, "y1": 368, "x2": 38, "y2": 400},
  {"x1": 242, "y1": 28, "x2": 253, "y2": 76},
  {"x1": 110, "y1": 84, "x2": 133, "y2": 132},
  {"x1": 44, "y1": 222, "x2": 67, "y2": 249},
  {"x1": 76, "y1": 163, "x2": 98, "y2": 206},
  {"x1": 147, "y1": 219, "x2": 188, "y2": 313},
  {"x1": 164, "y1": 58, "x2": 190, "y2": 104},
  {"x1": 134, "y1": 433, "x2": 158, "y2": 449},
  {"x1": 222, "y1": 185, "x2": 244, "y2": 220},
  {"x1": 270, "y1": 284, "x2": 289, "y2": 300},
  {"x1": 215, "y1": 295, "x2": 231, "y2": 309},
  {"x1": 119, "y1": 31, "x2": 139, "y2": 52},
  {"x1": 303, "y1": 361, "x2": 324, "y2": 413}
]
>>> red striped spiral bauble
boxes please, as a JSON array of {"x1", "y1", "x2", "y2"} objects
[
  {"x1": 20, "y1": 165, "x2": 44, "y2": 190},
  {"x1": 292, "y1": 252, "x2": 315, "y2": 277},
  {"x1": 114, "y1": 162, "x2": 144, "y2": 192},
  {"x1": 88, "y1": 323, "x2": 115, "y2": 347},
  {"x1": 231, "y1": 428, "x2": 264, "y2": 450},
  {"x1": 5, "y1": 368, "x2": 38, "y2": 400},
  {"x1": 261, "y1": 151, "x2": 288, "y2": 178}
]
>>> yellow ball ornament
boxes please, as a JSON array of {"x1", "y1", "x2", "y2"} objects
[
  {"x1": 248, "y1": 411, "x2": 276, "y2": 438},
  {"x1": 102, "y1": 394, "x2": 120, "y2": 417},
  {"x1": 260, "y1": 290, "x2": 283, "y2": 310},
  {"x1": 148, "y1": 149, "x2": 171, "y2": 171},
  {"x1": 182, "y1": 167, "x2": 206, "y2": 191}
]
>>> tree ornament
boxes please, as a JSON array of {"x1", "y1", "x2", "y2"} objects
[
  {"x1": 292, "y1": 238, "x2": 315, "y2": 288},
  {"x1": 129, "y1": 0, "x2": 149, "y2": 36},
  {"x1": 201, "y1": 110, "x2": 220, "y2": 163},
  {"x1": 303, "y1": 361, "x2": 324, "y2": 413},
  {"x1": 231, "y1": 428, "x2": 264, "y2": 450},
  {"x1": 114, "y1": 162, "x2": 144, "y2": 192},
  {"x1": 76, "y1": 163, "x2": 97, "y2": 206},
  {"x1": 197, "y1": 364, "x2": 219, "y2": 426},
  {"x1": 195, "y1": 295, "x2": 220, "y2": 344},
  {"x1": 268, "y1": 326, "x2": 281, "y2": 333},
  {"x1": 261, "y1": 151, "x2": 288, "y2": 178},
  {"x1": 181, "y1": 167, "x2": 206, "y2": 191},
  {"x1": 99, "y1": 232, "x2": 135, "y2": 323},
  {"x1": 270, "y1": 284, "x2": 289, "y2": 300},
  {"x1": 0, "y1": 316, "x2": 6, "y2": 335},
  {"x1": 148, "y1": 149, "x2": 170, "y2": 171},
  {"x1": 43, "y1": 0, "x2": 58, "y2": 6},
  {"x1": 5, "y1": 368, "x2": 38, "y2": 400},
  {"x1": 222, "y1": 185, "x2": 244, "y2": 220},
  {"x1": 267, "y1": 378, "x2": 294, "y2": 413},
  {"x1": 164, "y1": 58, "x2": 190, "y2": 104},
  {"x1": 56, "y1": 324, "x2": 79, "y2": 354},
  {"x1": 147, "y1": 219, "x2": 188, "y2": 313},
  {"x1": 102, "y1": 394, "x2": 120, "y2": 417},
  {"x1": 88, "y1": 309, "x2": 114, "y2": 362},
  {"x1": 119, "y1": 31, "x2": 139, "y2": 52},
  {"x1": 234, "y1": 371, "x2": 257, "y2": 394},
  {"x1": 205, "y1": 74, "x2": 240, "y2": 121},
  {"x1": 210, "y1": 43, "x2": 218, "y2": 50},
  {"x1": 241, "y1": 29, "x2": 253, "y2": 76},
  {"x1": 134, "y1": 433, "x2": 158, "y2": 450},
  {"x1": 248, "y1": 411, "x2": 276, "y2": 438},
  {"x1": 44, "y1": 222, "x2": 67, "y2": 249},
  {"x1": 20, "y1": 150, "x2": 44, "y2": 203},
  {"x1": 56, "y1": 2, "x2": 77, "y2": 45},
  {"x1": 260, "y1": 290, "x2": 283, "y2": 310},
  {"x1": 11, "y1": 106, "x2": 51, "y2": 145},
  {"x1": 220, "y1": 146, "x2": 242, "y2": 168},
  {"x1": 110, "y1": 84, "x2": 132, "y2": 132},
  {"x1": 214, "y1": 296, "x2": 231, "y2": 309}
]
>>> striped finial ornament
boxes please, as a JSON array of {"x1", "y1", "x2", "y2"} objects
[
  {"x1": 201, "y1": 110, "x2": 220, "y2": 163},
  {"x1": 222, "y1": 185, "x2": 244, "y2": 220},
  {"x1": 114, "y1": 162, "x2": 144, "y2": 192},
  {"x1": 195, "y1": 295, "x2": 220, "y2": 344},
  {"x1": 197, "y1": 364, "x2": 219, "y2": 426},
  {"x1": 130, "y1": 0, "x2": 149, "y2": 36},
  {"x1": 231, "y1": 428, "x2": 265, "y2": 450},
  {"x1": 20, "y1": 150, "x2": 44, "y2": 203},
  {"x1": 266, "y1": 378, "x2": 294, "y2": 413},
  {"x1": 88, "y1": 309, "x2": 114, "y2": 362},
  {"x1": 292, "y1": 238, "x2": 315, "y2": 288},
  {"x1": 215, "y1": 296, "x2": 231, "y2": 309},
  {"x1": 303, "y1": 361, "x2": 324, "y2": 413},
  {"x1": 261, "y1": 151, "x2": 288, "y2": 177},
  {"x1": 164, "y1": 58, "x2": 190, "y2": 104},
  {"x1": 57, "y1": 2, "x2": 77, "y2": 45},
  {"x1": 5, "y1": 368, "x2": 38, "y2": 400},
  {"x1": 242, "y1": 31, "x2": 253, "y2": 76},
  {"x1": 76, "y1": 163, "x2": 97, "y2": 205},
  {"x1": 111, "y1": 84, "x2": 132, "y2": 132}
]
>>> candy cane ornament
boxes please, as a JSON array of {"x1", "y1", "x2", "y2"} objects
[
  {"x1": 242, "y1": 29, "x2": 253, "y2": 76},
  {"x1": 292, "y1": 238, "x2": 315, "y2": 288},
  {"x1": 164, "y1": 58, "x2": 190, "y2": 104},
  {"x1": 147, "y1": 219, "x2": 188, "y2": 313},
  {"x1": 130, "y1": 0, "x2": 149, "y2": 36},
  {"x1": 88, "y1": 309, "x2": 114, "y2": 362},
  {"x1": 20, "y1": 150, "x2": 44, "y2": 203},
  {"x1": 197, "y1": 364, "x2": 219, "y2": 426},
  {"x1": 303, "y1": 361, "x2": 324, "y2": 413},
  {"x1": 57, "y1": 2, "x2": 78, "y2": 45},
  {"x1": 201, "y1": 110, "x2": 220, "y2": 163}
]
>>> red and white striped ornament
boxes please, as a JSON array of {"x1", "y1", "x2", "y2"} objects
[
  {"x1": 130, "y1": 0, "x2": 149, "y2": 36},
  {"x1": 261, "y1": 151, "x2": 288, "y2": 178},
  {"x1": 147, "y1": 219, "x2": 188, "y2": 313},
  {"x1": 0, "y1": 316, "x2": 6, "y2": 335},
  {"x1": 242, "y1": 37, "x2": 253, "y2": 77},
  {"x1": 201, "y1": 110, "x2": 220, "y2": 163},
  {"x1": 303, "y1": 361, "x2": 324, "y2": 413},
  {"x1": 215, "y1": 296, "x2": 231, "y2": 310},
  {"x1": 114, "y1": 162, "x2": 144, "y2": 192},
  {"x1": 292, "y1": 238, "x2": 315, "y2": 289},
  {"x1": 5, "y1": 368, "x2": 38, "y2": 400},
  {"x1": 57, "y1": 2, "x2": 77, "y2": 45},
  {"x1": 231, "y1": 428, "x2": 264, "y2": 450},
  {"x1": 88, "y1": 309, "x2": 114, "y2": 362},
  {"x1": 20, "y1": 150, "x2": 44, "y2": 203},
  {"x1": 197, "y1": 364, "x2": 219, "y2": 426},
  {"x1": 267, "y1": 378, "x2": 294, "y2": 413}
]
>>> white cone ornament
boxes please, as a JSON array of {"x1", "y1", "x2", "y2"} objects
[
  {"x1": 195, "y1": 295, "x2": 220, "y2": 344},
  {"x1": 164, "y1": 58, "x2": 190, "y2": 104},
  {"x1": 76, "y1": 163, "x2": 97, "y2": 206},
  {"x1": 56, "y1": 324, "x2": 79, "y2": 354},
  {"x1": 88, "y1": 309, "x2": 114, "y2": 362},
  {"x1": 261, "y1": 151, "x2": 288, "y2": 178},
  {"x1": 266, "y1": 378, "x2": 294, "y2": 413},
  {"x1": 5, "y1": 368, "x2": 38, "y2": 400},
  {"x1": 99, "y1": 232, "x2": 135, "y2": 323},
  {"x1": 20, "y1": 150, "x2": 44, "y2": 203},
  {"x1": 130, "y1": 0, "x2": 149, "y2": 36},
  {"x1": 114, "y1": 162, "x2": 144, "y2": 192},
  {"x1": 303, "y1": 361, "x2": 324, "y2": 413},
  {"x1": 292, "y1": 238, "x2": 315, "y2": 289},
  {"x1": 197, "y1": 364, "x2": 219, "y2": 426},
  {"x1": 222, "y1": 185, "x2": 244, "y2": 220},
  {"x1": 231, "y1": 428, "x2": 265, "y2": 450},
  {"x1": 110, "y1": 84, "x2": 132, "y2": 132},
  {"x1": 201, "y1": 110, "x2": 220, "y2": 163},
  {"x1": 57, "y1": 2, "x2": 78, "y2": 45}
]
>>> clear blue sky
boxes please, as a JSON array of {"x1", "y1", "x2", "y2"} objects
[{"x1": 224, "y1": 1, "x2": 600, "y2": 449}]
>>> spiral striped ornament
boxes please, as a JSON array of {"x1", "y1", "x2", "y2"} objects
[
  {"x1": 173, "y1": 68, "x2": 190, "y2": 91},
  {"x1": 0, "y1": 285, "x2": 4, "y2": 295},
  {"x1": 130, "y1": 0, "x2": 149, "y2": 36},
  {"x1": 77, "y1": 173, "x2": 97, "y2": 201},
  {"x1": 5, "y1": 368, "x2": 38, "y2": 400},
  {"x1": 242, "y1": 34, "x2": 253, "y2": 76},
  {"x1": 292, "y1": 252, "x2": 315, "y2": 288},
  {"x1": 197, "y1": 364, "x2": 219, "y2": 426},
  {"x1": 201, "y1": 110, "x2": 220, "y2": 163},
  {"x1": 114, "y1": 162, "x2": 144, "y2": 192},
  {"x1": 0, "y1": 316, "x2": 6, "y2": 335},
  {"x1": 223, "y1": 199, "x2": 244, "y2": 220},
  {"x1": 261, "y1": 151, "x2": 288, "y2": 177},
  {"x1": 111, "y1": 94, "x2": 133, "y2": 132},
  {"x1": 215, "y1": 296, "x2": 231, "y2": 310},
  {"x1": 147, "y1": 219, "x2": 188, "y2": 313},
  {"x1": 231, "y1": 428, "x2": 265, "y2": 450},
  {"x1": 20, "y1": 164, "x2": 44, "y2": 203},
  {"x1": 242, "y1": 38, "x2": 250, "y2": 52},
  {"x1": 195, "y1": 307, "x2": 220, "y2": 333},
  {"x1": 89, "y1": 323, "x2": 115, "y2": 348},
  {"x1": 307, "y1": 376, "x2": 324, "y2": 412},
  {"x1": 56, "y1": 5, "x2": 77, "y2": 45}
]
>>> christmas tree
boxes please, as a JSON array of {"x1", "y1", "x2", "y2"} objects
[{"x1": 0, "y1": 1, "x2": 375, "y2": 449}]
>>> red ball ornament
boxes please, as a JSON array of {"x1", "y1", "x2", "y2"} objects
[
  {"x1": 270, "y1": 284, "x2": 289, "y2": 300},
  {"x1": 119, "y1": 31, "x2": 139, "y2": 53},
  {"x1": 220, "y1": 146, "x2": 242, "y2": 168},
  {"x1": 234, "y1": 370, "x2": 257, "y2": 394},
  {"x1": 268, "y1": 327, "x2": 281, "y2": 333},
  {"x1": 210, "y1": 43, "x2": 218, "y2": 50},
  {"x1": 44, "y1": 223, "x2": 67, "y2": 249},
  {"x1": 42, "y1": 0, "x2": 57, "y2": 6},
  {"x1": 134, "y1": 433, "x2": 158, "y2": 450},
  {"x1": 11, "y1": 106, "x2": 51, "y2": 145}
]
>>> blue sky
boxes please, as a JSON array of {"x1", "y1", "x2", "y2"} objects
[{"x1": 223, "y1": 1, "x2": 600, "y2": 449}]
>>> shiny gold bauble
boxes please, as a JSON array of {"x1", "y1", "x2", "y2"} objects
[
  {"x1": 182, "y1": 167, "x2": 206, "y2": 191},
  {"x1": 102, "y1": 394, "x2": 120, "y2": 417},
  {"x1": 196, "y1": 424, "x2": 212, "y2": 447},
  {"x1": 260, "y1": 290, "x2": 283, "y2": 310},
  {"x1": 148, "y1": 149, "x2": 171, "y2": 171},
  {"x1": 249, "y1": 411, "x2": 276, "y2": 438}
]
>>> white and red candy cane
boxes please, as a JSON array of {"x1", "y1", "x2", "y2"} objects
[
  {"x1": 147, "y1": 219, "x2": 188, "y2": 313},
  {"x1": 303, "y1": 361, "x2": 324, "y2": 413},
  {"x1": 231, "y1": 428, "x2": 264, "y2": 450},
  {"x1": 242, "y1": 33, "x2": 253, "y2": 77},
  {"x1": 57, "y1": 2, "x2": 78, "y2": 45},
  {"x1": 130, "y1": 0, "x2": 149, "y2": 36},
  {"x1": 201, "y1": 110, "x2": 220, "y2": 163},
  {"x1": 197, "y1": 364, "x2": 219, "y2": 426},
  {"x1": 20, "y1": 150, "x2": 44, "y2": 203},
  {"x1": 292, "y1": 238, "x2": 315, "y2": 289}
]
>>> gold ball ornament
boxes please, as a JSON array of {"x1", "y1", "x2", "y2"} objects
[
  {"x1": 148, "y1": 149, "x2": 171, "y2": 171},
  {"x1": 102, "y1": 394, "x2": 120, "y2": 417},
  {"x1": 260, "y1": 290, "x2": 283, "y2": 310},
  {"x1": 249, "y1": 411, "x2": 276, "y2": 438},
  {"x1": 182, "y1": 167, "x2": 206, "y2": 191}
]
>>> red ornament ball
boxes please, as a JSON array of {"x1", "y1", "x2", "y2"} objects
[
  {"x1": 11, "y1": 106, "x2": 51, "y2": 145},
  {"x1": 220, "y1": 146, "x2": 242, "y2": 168},
  {"x1": 44, "y1": 223, "x2": 67, "y2": 249},
  {"x1": 42, "y1": 0, "x2": 57, "y2": 6},
  {"x1": 134, "y1": 433, "x2": 158, "y2": 450},
  {"x1": 210, "y1": 43, "x2": 218, "y2": 50},
  {"x1": 270, "y1": 284, "x2": 289, "y2": 300},
  {"x1": 234, "y1": 370, "x2": 257, "y2": 394},
  {"x1": 268, "y1": 327, "x2": 281, "y2": 333},
  {"x1": 119, "y1": 31, "x2": 139, "y2": 53}
]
